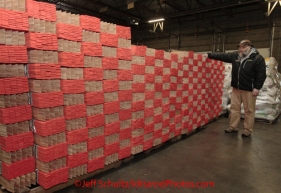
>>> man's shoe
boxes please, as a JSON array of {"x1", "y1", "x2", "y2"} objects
[
  {"x1": 242, "y1": 130, "x2": 251, "y2": 137},
  {"x1": 225, "y1": 128, "x2": 238, "y2": 133}
]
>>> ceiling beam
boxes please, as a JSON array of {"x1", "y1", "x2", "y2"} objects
[
  {"x1": 134, "y1": 4, "x2": 143, "y2": 18},
  {"x1": 161, "y1": 0, "x2": 227, "y2": 32},
  {"x1": 160, "y1": 0, "x2": 187, "y2": 12},
  {"x1": 184, "y1": 0, "x2": 191, "y2": 9},
  {"x1": 167, "y1": 0, "x2": 262, "y2": 19},
  {"x1": 134, "y1": 2, "x2": 160, "y2": 16},
  {"x1": 132, "y1": 23, "x2": 270, "y2": 42},
  {"x1": 90, "y1": 1, "x2": 140, "y2": 19},
  {"x1": 257, "y1": 1, "x2": 267, "y2": 14},
  {"x1": 157, "y1": 0, "x2": 165, "y2": 14},
  {"x1": 48, "y1": 0, "x2": 140, "y2": 20},
  {"x1": 209, "y1": 0, "x2": 233, "y2": 17},
  {"x1": 161, "y1": 0, "x2": 213, "y2": 32},
  {"x1": 194, "y1": 0, "x2": 205, "y2": 7},
  {"x1": 41, "y1": 0, "x2": 132, "y2": 25},
  {"x1": 133, "y1": 7, "x2": 267, "y2": 35}
]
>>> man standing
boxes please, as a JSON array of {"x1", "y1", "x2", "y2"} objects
[{"x1": 203, "y1": 40, "x2": 266, "y2": 137}]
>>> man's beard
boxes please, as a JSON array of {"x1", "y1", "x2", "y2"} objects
[
  {"x1": 239, "y1": 48, "x2": 251, "y2": 57},
  {"x1": 242, "y1": 48, "x2": 251, "y2": 57}
]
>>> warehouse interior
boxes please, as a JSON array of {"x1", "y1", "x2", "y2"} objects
[
  {"x1": 0, "y1": 0, "x2": 281, "y2": 193},
  {"x1": 40, "y1": 0, "x2": 281, "y2": 69}
]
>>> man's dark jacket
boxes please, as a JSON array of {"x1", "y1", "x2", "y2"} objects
[{"x1": 207, "y1": 50, "x2": 266, "y2": 91}]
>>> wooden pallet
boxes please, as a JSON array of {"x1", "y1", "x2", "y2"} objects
[
  {"x1": 144, "y1": 144, "x2": 163, "y2": 154},
  {"x1": 255, "y1": 113, "x2": 281, "y2": 124},
  {"x1": 0, "y1": 172, "x2": 36, "y2": 193},
  {"x1": 0, "y1": 116, "x2": 222, "y2": 193},
  {"x1": 144, "y1": 135, "x2": 182, "y2": 153},
  {"x1": 30, "y1": 161, "x2": 123, "y2": 193},
  {"x1": 241, "y1": 115, "x2": 279, "y2": 124},
  {"x1": 254, "y1": 118, "x2": 274, "y2": 124},
  {"x1": 0, "y1": 157, "x2": 128, "y2": 193},
  {"x1": 210, "y1": 115, "x2": 221, "y2": 122},
  {"x1": 169, "y1": 135, "x2": 182, "y2": 142}
]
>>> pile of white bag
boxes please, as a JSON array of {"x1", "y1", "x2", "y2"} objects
[
  {"x1": 222, "y1": 63, "x2": 232, "y2": 114},
  {"x1": 249, "y1": 57, "x2": 281, "y2": 121},
  {"x1": 224, "y1": 57, "x2": 281, "y2": 121}
]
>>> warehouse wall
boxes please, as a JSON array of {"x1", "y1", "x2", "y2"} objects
[
  {"x1": 224, "y1": 29, "x2": 270, "y2": 50},
  {"x1": 134, "y1": 10, "x2": 281, "y2": 71},
  {"x1": 141, "y1": 26, "x2": 281, "y2": 71},
  {"x1": 143, "y1": 28, "x2": 271, "y2": 54}
]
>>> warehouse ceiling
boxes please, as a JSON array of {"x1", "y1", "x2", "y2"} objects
[{"x1": 39, "y1": 0, "x2": 281, "y2": 42}]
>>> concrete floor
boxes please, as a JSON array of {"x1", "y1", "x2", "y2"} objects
[{"x1": 57, "y1": 116, "x2": 281, "y2": 193}]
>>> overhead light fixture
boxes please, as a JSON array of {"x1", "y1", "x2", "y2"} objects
[
  {"x1": 148, "y1": 18, "x2": 165, "y2": 23},
  {"x1": 127, "y1": 17, "x2": 139, "y2": 26},
  {"x1": 99, "y1": 6, "x2": 108, "y2": 13},
  {"x1": 131, "y1": 19, "x2": 139, "y2": 25},
  {"x1": 265, "y1": 0, "x2": 281, "y2": 16},
  {"x1": 127, "y1": 2, "x2": 134, "y2": 9}
]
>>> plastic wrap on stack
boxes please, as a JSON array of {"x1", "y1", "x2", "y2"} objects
[
  {"x1": 240, "y1": 57, "x2": 280, "y2": 121},
  {"x1": 278, "y1": 72, "x2": 281, "y2": 113},
  {"x1": 222, "y1": 63, "x2": 232, "y2": 113}
]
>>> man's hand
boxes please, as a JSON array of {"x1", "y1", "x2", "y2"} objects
[
  {"x1": 202, "y1": 54, "x2": 208, "y2": 61},
  {"x1": 252, "y1": 88, "x2": 259, "y2": 97}
]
